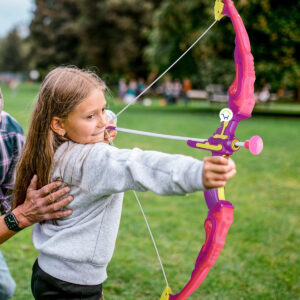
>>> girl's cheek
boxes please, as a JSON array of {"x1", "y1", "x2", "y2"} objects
[{"x1": 103, "y1": 111, "x2": 109, "y2": 123}]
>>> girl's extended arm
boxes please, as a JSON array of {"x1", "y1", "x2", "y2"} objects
[{"x1": 79, "y1": 144, "x2": 235, "y2": 196}]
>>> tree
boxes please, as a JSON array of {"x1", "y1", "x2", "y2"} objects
[
  {"x1": 145, "y1": 0, "x2": 240, "y2": 89},
  {"x1": 145, "y1": 0, "x2": 300, "y2": 99},
  {"x1": 77, "y1": 0, "x2": 161, "y2": 77},
  {"x1": 29, "y1": 0, "x2": 162, "y2": 78},
  {"x1": 29, "y1": 0, "x2": 83, "y2": 75},
  {"x1": 245, "y1": 0, "x2": 300, "y2": 99},
  {"x1": 0, "y1": 28, "x2": 28, "y2": 72}
]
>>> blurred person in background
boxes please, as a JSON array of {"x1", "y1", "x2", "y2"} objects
[
  {"x1": 172, "y1": 79, "x2": 182, "y2": 103},
  {"x1": 136, "y1": 78, "x2": 145, "y2": 102},
  {"x1": 118, "y1": 78, "x2": 127, "y2": 101},
  {"x1": 182, "y1": 78, "x2": 192, "y2": 105},
  {"x1": 164, "y1": 77, "x2": 175, "y2": 104},
  {"x1": 123, "y1": 79, "x2": 137, "y2": 104}
]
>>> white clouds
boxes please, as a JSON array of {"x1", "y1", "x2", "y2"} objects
[{"x1": 0, "y1": 0, "x2": 35, "y2": 37}]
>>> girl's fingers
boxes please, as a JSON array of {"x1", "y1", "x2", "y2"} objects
[
  {"x1": 105, "y1": 130, "x2": 117, "y2": 142},
  {"x1": 204, "y1": 179, "x2": 226, "y2": 189},
  {"x1": 208, "y1": 168, "x2": 237, "y2": 181},
  {"x1": 210, "y1": 180, "x2": 227, "y2": 188},
  {"x1": 205, "y1": 156, "x2": 229, "y2": 165},
  {"x1": 227, "y1": 168, "x2": 237, "y2": 179},
  {"x1": 204, "y1": 170, "x2": 235, "y2": 188},
  {"x1": 205, "y1": 163, "x2": 233, "y2": 174},
  {"x1": 203, "y1": 156, "x2": 236, "y2": 189},
  {"x1": 228, "y1": 159, "x2": 236, "y2": 171},
  {"x1": 204, "y1": 156, "x2": 236, "y2": 173}
]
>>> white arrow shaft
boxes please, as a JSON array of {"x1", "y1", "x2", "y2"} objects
[
  {"x1": 113, "y1": 127, "x2": 249, "y2": 149},
  {"x1": 113, "y1": 127, "x2": 208, "y2": 142}
]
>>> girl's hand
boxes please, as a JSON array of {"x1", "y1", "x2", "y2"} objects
[
  {"x1": 202, "y1": 156, "x2": 236, "y2": 189},
  {"x1": 104, "y1": 123, "x2": 117, "y2": 143}
]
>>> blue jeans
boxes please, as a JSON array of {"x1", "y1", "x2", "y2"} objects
[{"x1": 0, "y1": 250, "x2": 16, "y2": 300}]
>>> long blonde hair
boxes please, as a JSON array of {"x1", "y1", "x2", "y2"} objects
[{"x1": 13, "y1": 66, "x2": 106, "y2": 207}]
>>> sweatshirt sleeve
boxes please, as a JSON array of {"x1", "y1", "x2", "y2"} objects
[{"x1": 80, "y1": 144, "x2": 204, "y2": 197}]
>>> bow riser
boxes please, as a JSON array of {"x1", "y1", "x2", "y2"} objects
[{"x1": 187, "y1": 117, "x2": 241, "y2": 156}]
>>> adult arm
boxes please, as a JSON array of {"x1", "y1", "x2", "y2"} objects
[{"x1": 0, "y1": 175, "x2": 73, "y2": 244}]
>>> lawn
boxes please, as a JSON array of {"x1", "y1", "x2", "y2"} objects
[{"x1": 0, "y1": 83, "x2": 299, "y2": 299}]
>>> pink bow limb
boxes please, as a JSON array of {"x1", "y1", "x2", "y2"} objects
[{"x1": 223, "y1": 0, "x2": 256, "y2": 119}]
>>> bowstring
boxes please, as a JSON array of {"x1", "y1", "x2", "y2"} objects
[
  {"x1": 106, "y1": 19, "x2": 217, "y2": 289},
  {"x1": 113, "y1": 20, "x2": 217, "y2": 120},
  {"x1": 105, "y1": 130, "x2": 170, "y2": 287}
]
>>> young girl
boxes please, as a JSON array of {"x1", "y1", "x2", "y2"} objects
[{"x1": 13, "y1": 66, "x2": 236, "y2": 300}]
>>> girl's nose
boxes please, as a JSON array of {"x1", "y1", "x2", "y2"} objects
[{"x1": 98, "y1": 112, "x2": 108, "y2": 127}]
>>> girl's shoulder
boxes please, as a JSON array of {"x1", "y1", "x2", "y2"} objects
[
  {"x1": 55, "y1": 141, "x2": 114, "y2": 158},
  {"x1": 52, "y1": 141, "x2": 116, "y2": 174}
]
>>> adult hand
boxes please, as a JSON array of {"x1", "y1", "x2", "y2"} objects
[
  {"x1": 202, "y1": 156, "x2": 236, "y2": 189},
  {"x1": 13, "y1": 175, "x2": 73, "y2": 229}
]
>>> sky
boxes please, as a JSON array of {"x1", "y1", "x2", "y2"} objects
[{"x1": 0, "y1": 0, "x2": 34, "y2": 38}]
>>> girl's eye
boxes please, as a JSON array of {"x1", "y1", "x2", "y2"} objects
[{"x1": 87, "y1": 114, "x2": 94, "y2": 119}]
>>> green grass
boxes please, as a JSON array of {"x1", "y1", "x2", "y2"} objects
[{"x1": 1, "y1": 83, "x2": 299, "y2": 299}]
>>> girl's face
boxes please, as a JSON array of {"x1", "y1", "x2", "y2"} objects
[{"x1": 54, "y1": 89, "x2": 108, "y2": 144}]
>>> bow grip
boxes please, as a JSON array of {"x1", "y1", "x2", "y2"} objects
[{"x1": 170, "y1": 201, "x2": 234, "y2": 300}]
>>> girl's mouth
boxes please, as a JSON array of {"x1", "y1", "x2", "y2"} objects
[{"x1": 92, "y1": 130, "x2": 104, "y2": 136}]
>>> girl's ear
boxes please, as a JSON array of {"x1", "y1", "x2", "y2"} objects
[{"x1": 51, "y1": 117, "x2": 66, "y2": 136}]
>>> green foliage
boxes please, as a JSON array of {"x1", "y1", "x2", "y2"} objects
[
  {"x1": 245, "y1": 0, "x2": 300, "y2": 92},
  {"x1": 145, "y1": 0, "x2": 214, "y2": 81},
  {"x1": 25, "y1": 0, "x2": 299, "y2": 97},
  {"x1": 0, "y1": 83, "x2": 299, "y2": 299},
  {"x1": 29, "y1": 0, "x2": 160, "y2": 77},
  {"x1": 145, "y1": 0, "x2": 300, "y2": 95},
  {"x1": 77, "y1": 0, "x2": 160, "y2": 76},
  {"x1": 0, "y1": 29, "x2": 28, "y2": 72},
  {"x1": 29, "y1": 0, "x2": 83, "y2": 76}
]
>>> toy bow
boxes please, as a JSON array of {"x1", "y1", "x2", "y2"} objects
[
  {"x1": 161, "y1": 1, "x2": 263, "y2": 299},
  {"x1": 107, "y1": 0, "x2": 263, "y2": 299}
]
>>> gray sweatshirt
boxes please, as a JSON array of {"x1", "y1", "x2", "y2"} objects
[{"x1": 33, "y1": 141, "x2": 204, "y2": 285}]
